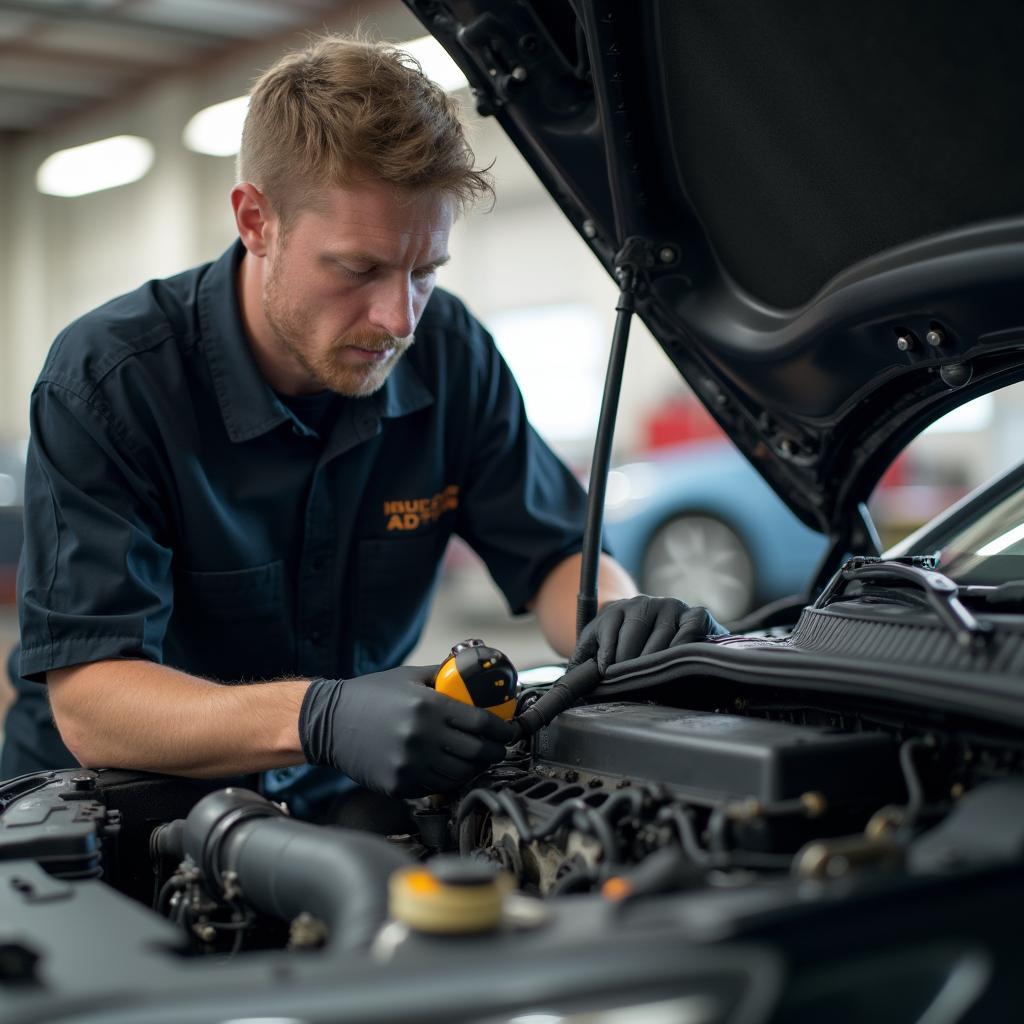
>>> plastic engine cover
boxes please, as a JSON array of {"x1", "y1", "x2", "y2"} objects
[{"x1": 533, "y1": 703, "x2": 900, "y2": 805}]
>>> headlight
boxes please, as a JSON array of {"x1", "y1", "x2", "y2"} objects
[{"x1": 603, "y1": 462, "x2": 658, "y2": 520}]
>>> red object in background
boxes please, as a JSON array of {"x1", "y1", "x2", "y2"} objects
[
  {"x1": 644, "y1": 397, "x2": 725, "y2": 450},
  {"x1": 645, "y1": 400, "x2": 912, "y2": 494},
  {"x1": 876, "y1": 452, "x2": 909, "y2": 489},
  {"x1": 0, "y1": 570, "x2": 14, "y2": 606}
]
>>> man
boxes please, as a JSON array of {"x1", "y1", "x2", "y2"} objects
[{"x1": 3, "y1": 36, "x2": 721, "y2": 801}]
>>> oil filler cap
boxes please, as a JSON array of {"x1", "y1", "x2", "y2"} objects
[{"x1": 389, "y1": 856, "x2": 507, "y2": 935}]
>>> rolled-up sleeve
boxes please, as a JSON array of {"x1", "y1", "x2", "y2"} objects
[{"x1": 18, "y1": 380, "x2": 173, "y2": 682}]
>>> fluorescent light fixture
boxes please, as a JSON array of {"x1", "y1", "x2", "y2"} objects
[
  {"x1": 36, "y1": 135, "x2": 155, "y2": 197},
  {"x1": 183, "y1": 95, "x2": 249, "y2": 157},
  {"x1": 401, "y1": 34, "x2": 469, "y2": 92}
]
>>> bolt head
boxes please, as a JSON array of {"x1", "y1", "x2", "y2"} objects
[
  {"x1": 658, "y1": 246, "x2": 675, "y2": 263},
  {"x1": 926, "y1": 329, "x2": 944, "y2": 347},
  {"x1": 896, "y1": 335, "x2": 913, "y2": 352}
]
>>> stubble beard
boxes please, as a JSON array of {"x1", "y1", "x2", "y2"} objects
[{"x1": 263, "y1": 265, "x2": 413, "y2": 398}]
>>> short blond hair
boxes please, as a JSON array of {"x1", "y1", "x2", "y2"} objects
[{"x1": 238, "y1": 34, "x2": 493, "y2": 223}]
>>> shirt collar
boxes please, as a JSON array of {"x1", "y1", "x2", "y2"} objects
[
  {"x1": 198, "y1": 240, "x2": 289, "y2": 443},
  {"x1": 198, "y1": 240, "x2": 434, "y2": 443}
]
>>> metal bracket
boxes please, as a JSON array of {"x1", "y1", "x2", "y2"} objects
[{"x1": 613, "y1": 235, "x2": 680, "y2": 295}]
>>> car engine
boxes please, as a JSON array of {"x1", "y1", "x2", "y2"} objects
[
  {"x1": 457, "y1": 702, "x2": 903, "y2": 895},
  {"x1": 3, "y1": 635, "x2": 1024, "y2": 1023}
]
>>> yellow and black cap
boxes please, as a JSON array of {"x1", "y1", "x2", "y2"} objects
[{"x1": 432, "y1": 639, "x2": 518, "y2": 721}]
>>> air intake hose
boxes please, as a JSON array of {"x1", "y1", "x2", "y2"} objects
[{"x1": 182, "y1": 788, "x2": 410, "y2": 952}]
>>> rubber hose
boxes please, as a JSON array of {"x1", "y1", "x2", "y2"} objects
[
  {"x1": 511, "y1": 659, "x2": 603, "y2": 742},
  {"x1": 183, "y1": 788, "x2": 410, "y2": 953}
]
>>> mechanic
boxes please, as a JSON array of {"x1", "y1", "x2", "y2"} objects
[{"x1": 2, "y1": 36, "x2": 722, "y2": 807}]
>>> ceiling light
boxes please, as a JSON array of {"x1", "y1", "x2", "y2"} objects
[
  {"x1": 36, "y1": 135, "x2": 155, "y2": 197},
  {"x1": 183, "y1": 95, "x2": 249, "y2": 157},
  {"x1": 401, "y1": 35, "x2": 469, "y2": 92}
]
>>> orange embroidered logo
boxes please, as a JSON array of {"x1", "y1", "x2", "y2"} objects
[{"x1": 383, "y1": 485, "x2": 459, "y2": 532}]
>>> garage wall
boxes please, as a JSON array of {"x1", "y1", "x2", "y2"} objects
[
  {"x1": 3, "y1": 140, "x2": 49, "y2": 442},
  {"x1": 0, "y1": 140, "x2": 9, "y2": 417},
  {"x1": 0, "y1": 2, "x2": 684, "y2": 455}
]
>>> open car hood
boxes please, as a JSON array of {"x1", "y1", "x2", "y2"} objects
[{"x1": 404, "y1": 0, "x2": 1024, "y2": 551}]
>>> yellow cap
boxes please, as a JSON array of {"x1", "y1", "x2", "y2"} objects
[
  {"x1": 389, "y1": 861, "x2": 508, "y2": 935},
  {"x1": 601, "y1": 877, "x2": 633, "y2": 902}
]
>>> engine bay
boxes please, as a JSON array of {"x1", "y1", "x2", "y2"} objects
[
  {"x1": 3, "y1": 654, "x2": 1024, "y2": 1023},
  {"x1": 459, "y1": 702, "x2": 902, "y2": 895}
]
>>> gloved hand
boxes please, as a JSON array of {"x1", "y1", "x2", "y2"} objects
[
  {"x1": 568, "y1": 596, "x2": 727, "y2": 674},
  {"x1": 299, "y1": 666, "x2": 515, "y2": 798}
]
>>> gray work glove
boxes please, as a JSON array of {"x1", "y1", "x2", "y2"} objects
[
  {"x1": 568, "y1": 596, "x2": 727, "y2": 674},
  {"x1": 299, "y1": 666, "x2": 515, "y2": 798}
]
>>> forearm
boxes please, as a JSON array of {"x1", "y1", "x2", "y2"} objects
[
  {"x1": 48, "y1": 659, "x2": 309, "y2": 778},
  {"x1": 529, "y1": 552, "x2": 638, "y2": 657}
]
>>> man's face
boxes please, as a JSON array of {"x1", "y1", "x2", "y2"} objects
[{"x1": 260, "y1": 182, "x2": 454, "y2": 397}]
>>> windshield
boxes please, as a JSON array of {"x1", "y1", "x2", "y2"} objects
[
  {"x1": 935, "y1": 477, "x2": 1024, "y2": 586},
  {"x1": 873, "y1": 380, "x2": 1024, "y2": 588}
]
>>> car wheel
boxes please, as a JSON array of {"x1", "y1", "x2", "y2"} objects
[{"x1": 640, "y1": 513, "x2": 756, "y2": 622}]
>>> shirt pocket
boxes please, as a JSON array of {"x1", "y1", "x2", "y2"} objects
[
  {"x1": 171, "y1": 560, "x2": 293, "y2": 681},
  {"x1": 353, "y1": 536, "x2": 445, "y2": 675},
  {"x1": 179, "y1": 561, "x2": 285, "y2": 619}
]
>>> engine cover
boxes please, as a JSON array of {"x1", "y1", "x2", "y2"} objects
[{"x1": 533, "y1": 703, "x2": 900, "y2": 805}]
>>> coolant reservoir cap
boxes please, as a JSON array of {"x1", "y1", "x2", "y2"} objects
[{"x1": 389, "y1": 856, "x2": 507, "y2": 934}]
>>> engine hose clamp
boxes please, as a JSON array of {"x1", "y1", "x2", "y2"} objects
[{"x1": 203, "y1": 802, "x2": 282, "y2": 894}]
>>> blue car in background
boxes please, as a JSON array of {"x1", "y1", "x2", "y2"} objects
[{"x1": 603, "y1": 441, "x2": 827, "y2": 622}]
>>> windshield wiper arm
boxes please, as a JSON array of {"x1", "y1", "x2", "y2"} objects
[{"x1": 815, "y1": 556, "x2": 993, "y2": 649}]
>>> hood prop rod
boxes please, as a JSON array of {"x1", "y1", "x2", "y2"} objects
[
  {"x1": 575, "y1": 2, "x2": 650, "y2": 637},
  {"x1": 577, "y1": 257, "x2": 638, "y2": 637}
]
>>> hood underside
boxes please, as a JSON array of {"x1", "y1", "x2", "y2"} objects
[{"x1": 404, "y1": 0, "x2": 1024, "y2": 547}]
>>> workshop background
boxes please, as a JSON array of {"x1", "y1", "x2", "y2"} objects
[{"x1": 1, "y1": 0, "x2": 1023, "y2": 740}]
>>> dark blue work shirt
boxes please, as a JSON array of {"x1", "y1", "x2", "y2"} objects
[{"x1": 3, "y1": 241, "x2": 589, "y2": 776}]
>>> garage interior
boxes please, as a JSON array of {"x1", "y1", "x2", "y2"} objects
[
  {"x1": 0, "y1": 0, "x2": 693, "y2": 718},
  {"x1": 1, "y1": 5, "x2": 1023, "y2": 1020},
  {"x1": 1, "y1": 0, "x2": 1022, "y2": 731}
]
